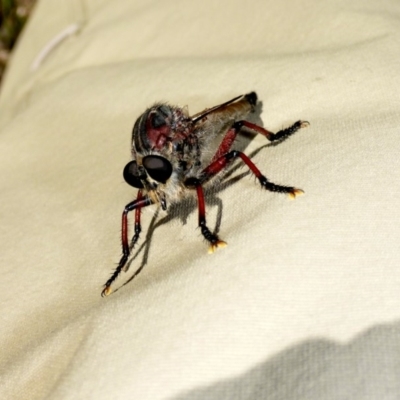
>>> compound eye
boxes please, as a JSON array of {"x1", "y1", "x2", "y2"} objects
[
  {"x1": 123, "y1": 161, "x2": 144, "y2": 189},
  {"x1": 143, "y1": 155, "x2": 172, "y2": 183}
]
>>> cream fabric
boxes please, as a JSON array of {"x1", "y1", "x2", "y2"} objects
[{"x1": 1, "y1": 0, "x2": 400, "y2": 399}]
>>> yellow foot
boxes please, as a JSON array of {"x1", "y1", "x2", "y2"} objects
[
  {"x1": 101, "y1": 286, "x2": 112, "y2": 297},
  {"x1": 288, "y1": 188, "x2": 304, "y2": 200},
  {"x1": 208, "y1": 240, "x2": 227, "y2": 254}
]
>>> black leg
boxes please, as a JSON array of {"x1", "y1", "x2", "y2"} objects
[{"x1": 102, "y1": 191, "x2": 153, "y2": 297}]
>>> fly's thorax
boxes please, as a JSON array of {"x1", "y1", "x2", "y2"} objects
[
  {"x1": 131, "y1": 104, "x2": 193, "y2": 155},
  {"x1": 125, "y1": 92, "x2": 258, "y2": 207},
  {"x1": 162, "y1": 169, "x2": 189, "y2": 203}
]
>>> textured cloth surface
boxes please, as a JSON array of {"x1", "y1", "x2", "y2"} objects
[{"x1": 1, "y1": 0, "x2": 400, "y2": 399}]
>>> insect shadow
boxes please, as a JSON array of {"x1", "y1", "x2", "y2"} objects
[{"x1": 110, "y1": 100, "x2": 299, "y2": 294}]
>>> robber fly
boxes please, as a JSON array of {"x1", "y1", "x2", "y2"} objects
[{"x1": 101, "y1": 92, "x2": 309, "y2": 296}]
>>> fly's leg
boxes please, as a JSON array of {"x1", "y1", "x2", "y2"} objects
[
  {"x1": 206, "y1": 117, "x2": 308, "y2": 196},
  {"x1": 196, "y1": 183, "x2": 227, "y2": 253},
  {"x1": 184, "y1": 178, "x2": 227, "y2": 253},
  {"x1": 202, "y1": 151, "x2": 303, "y2": 198},
  {"x1": 211, "y1": 120, "x2": 309, "y2": 164},
  {"x1": 210, "y1": 123, "x2": 240, "y2": 163},
  {"x1": 237, "y1": 120, "x2": 309, "y2": 142},
  {"x1": 101, "y1": 191, "x2": 153, "y2": 297},
  {"x1": 187, "y1": 119, "x2": 306, "y2": 254}
]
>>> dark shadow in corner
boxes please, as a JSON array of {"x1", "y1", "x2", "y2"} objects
[{"x1": 170, "y1": 321, "x2": 400, "y2": 400}]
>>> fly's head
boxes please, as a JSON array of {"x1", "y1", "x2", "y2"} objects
[{"x1": 123, "y1": 103, "x2": 197, "y2": 209}]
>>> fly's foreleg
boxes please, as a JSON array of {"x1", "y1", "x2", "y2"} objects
[{"x1": 101, "y1": 191, "x2": 152, "y2": 297}]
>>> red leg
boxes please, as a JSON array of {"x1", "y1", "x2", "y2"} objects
[
  {"x1": 202, "y1": 117, "x2": 308, "y2": 196},
  {"x1": 102, "y1": 190, "x2": 153, "y2": 297},
  {"x1": 195, "y1": 183, "x2": 227, "y2": 253},
  {"x1": 210, "y1": 124, "x2": 239, "y2": 163},
  {"x1": 236, "y1": 121, "x2": 310, "y2": 142},
  {"x1": 237, "y1": 120, "x2": 309, "y2": 142},
  {"x1": 211, "y1": 120, "x2": 308, "y2": 164},
  {"x1": 202, "y1": 150, "x2": 303, "y2": 198}
]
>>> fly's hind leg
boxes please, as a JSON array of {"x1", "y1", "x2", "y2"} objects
[
  {"x1": 184, "y1": 113, "x2": 308, "y2": 254},
  {"x1": 203, "y1": 150, "x2": 304, "y2": 199},
  {"x1": 206, "y1": 115, "x2": 309, "y2": 196},
  {"x1": 236, "y1": 119, "x2": 309, "y2": 143},
  {"x1": 210, "y1": 118, "x2": 309, "y2": 164}
]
